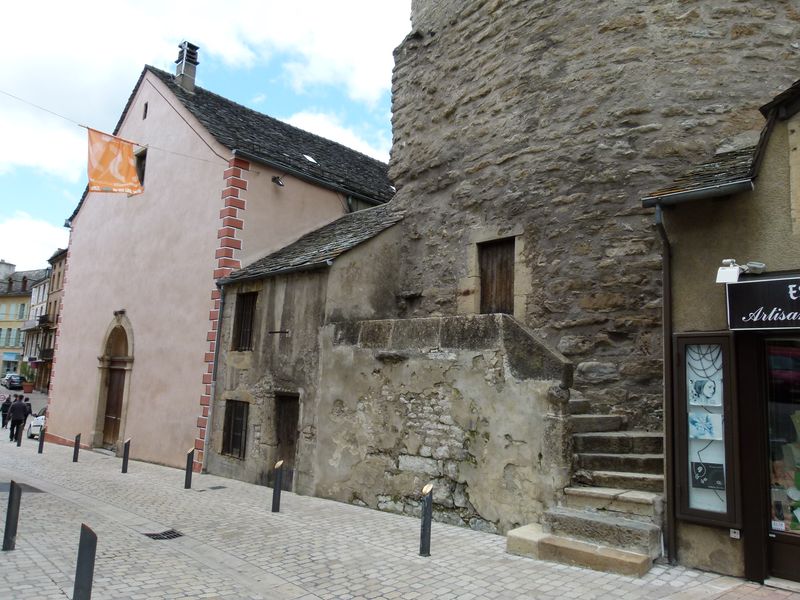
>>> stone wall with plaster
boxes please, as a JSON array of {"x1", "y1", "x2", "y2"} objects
[{"x1": 310, "y1": 314, "x2": 572, "y2": 534}]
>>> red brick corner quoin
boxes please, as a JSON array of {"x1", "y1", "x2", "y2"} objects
[{"x1": 195, "y1": 157, "x2": 249, "y2": 471}]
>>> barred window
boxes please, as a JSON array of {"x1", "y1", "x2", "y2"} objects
[
  {"x1": 231, "y1": 292, "x2": 257, "y2": 351},
  {"x1": 222, "y1": 400, "x2": 248, "y2": 459}
]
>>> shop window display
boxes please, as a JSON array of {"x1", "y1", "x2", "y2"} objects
[{"x1": 766, "y1": 340, "x2": 800, "y2": 536}]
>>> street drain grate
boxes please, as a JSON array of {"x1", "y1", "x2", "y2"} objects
[
  {"x1": 143, "y1": 529, "x2": 183, "y2": 540},
  {"x1": 208, "y1": 485, "x2": 227, "y2": 490}
]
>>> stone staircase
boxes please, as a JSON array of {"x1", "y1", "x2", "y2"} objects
[{"x1": 507, "y1": 393, "x2": 665, "y2": 577}]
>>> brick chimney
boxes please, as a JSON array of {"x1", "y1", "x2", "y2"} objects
[{"x1": 174, "y1": 41, "x2": 199, "y2": 93}]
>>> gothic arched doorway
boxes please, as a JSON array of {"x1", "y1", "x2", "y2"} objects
[{"x1": 95, "y1": 315, "x2": 134, "y2": 450}]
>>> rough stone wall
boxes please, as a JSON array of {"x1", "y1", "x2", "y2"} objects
[
  {"x1": 390, "y1": 0, "x2": 800, "y2": 428},
  {"x1": 310, "y1": 315, "x2": 572, "y2": 534}
]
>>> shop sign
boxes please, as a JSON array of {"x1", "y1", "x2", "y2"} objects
[
  {"x1": 727, "y1": 277, "x2": 800, "y2": 330},
  {"x1": 1, "y1": 352, "x2": 19, "y2": 361}
]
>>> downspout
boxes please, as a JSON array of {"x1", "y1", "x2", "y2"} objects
[
  {"x1": 655, "y1": 204, "x2": 676, "y2": 564},
  {"x1": 201, "y1": 281, "x2": 225, "y2": 472}
]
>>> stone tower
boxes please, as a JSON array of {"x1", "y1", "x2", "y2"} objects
[{"x1": 389, "y1": 0, "x2": 800, "y2": 429}]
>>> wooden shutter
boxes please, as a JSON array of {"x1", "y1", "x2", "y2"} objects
[
  {"x1": 232, "y1": 292, "x2": 257, "y2": 351},
  {"x1": 479, "y1": 238, "x2": 515, "y2": 314}
]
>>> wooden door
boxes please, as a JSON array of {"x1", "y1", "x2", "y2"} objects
[
  {"x1": 479, "y1": 238, "x2": 515, "y2": 314},
  {"x1": 276, "y1": 394, "x2": 299, "y2": 487},
  {"x1": 103, "y1": 368, "x2": 125, "y2": 447}
]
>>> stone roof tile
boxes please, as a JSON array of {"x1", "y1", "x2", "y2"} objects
[
  {"x1": 221, "y1": 203, "x2": 403, "y2": 283},
  {"x1": 146, "y1": 67, "x2": 394, "y2": 204},
  {"x1": 641, "y1": 146, "x2": 756, "y2": 207}
]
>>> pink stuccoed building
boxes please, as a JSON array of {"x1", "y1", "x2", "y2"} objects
[{"x1": 47, "y1": 43, "x2": 393, "y2": 470}]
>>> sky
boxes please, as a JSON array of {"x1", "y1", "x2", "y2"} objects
[{"x1": 0, "y1": 1, "x2": 411, "y2": 271}]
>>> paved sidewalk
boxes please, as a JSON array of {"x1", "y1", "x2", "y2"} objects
[{"x1": 0, "y1": 440, "x2": 795, "y2": 599}]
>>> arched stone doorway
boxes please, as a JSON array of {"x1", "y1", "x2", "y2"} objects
[{"x1": 94, "y1": 314, "x2": 134, "y2": 451}]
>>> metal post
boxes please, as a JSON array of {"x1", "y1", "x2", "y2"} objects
[
  {"x1": 37, "y1": 427, "x2": 45, "y2": 454},
  {"x1": 73, "y1": 524, "x2": 97, "y2": 600},
  {"x1": 419, "y1": 482, "x2": 433, "y2": 557},
  {"x1": 73, "y1": 434, "x2": 81, "y2": 462},
  {"x1": 271, "y1": 460, "x2": 284, "y2": 513},
  {"x1": 184, "y1": 448, "x2": 194, "y2": 489},
  {"x1": 121, "y1": 439, "x2": 131, "y2": 473},
  {"x1": 2, "y1": 481, "x2": 21, "y2": 551}
]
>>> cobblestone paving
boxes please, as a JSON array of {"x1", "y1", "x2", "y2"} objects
[{"x1": 0, "y1": 440, "x2": 796, "y2": 599}]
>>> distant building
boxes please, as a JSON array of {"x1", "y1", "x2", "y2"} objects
[
  {"x1": 21, "y1": 267, "x2": 51, "y2": 390},
  {"x1": 0, "y1": 260, "x2": 48, "y2": 375},
  {"x1": 38, "y1": 248, "x2": 67, "y2": 393}
]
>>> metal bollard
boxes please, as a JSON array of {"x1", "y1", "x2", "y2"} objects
[
  {"x1": 2, "y1": 481, "x2": 21, "y2": 551},
  {"x1": 271, "y1": 460, "x2": 284, "y2": 513},
  {"x1": 419, "y1": 482, "x2": 433, "y2": 557},
  {"x1": 73, "y1": 524, "x2": 97, "y2": 600},
  {"x1": 37, "y1": 427, "x2": 45, "y2": 454},
  {"x1": 121, "y1": 439, "x2": 131, "y2": 474},
  {"x1": 73, "y1": 434, "x2": 81, "y2": 462},
  {"x1": 184, "y1": 448, "x2": 194, "y2": 489}
]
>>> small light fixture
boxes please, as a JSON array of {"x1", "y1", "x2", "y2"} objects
[
  {"x1": 271, "y1": 175, "x2": 284, "y2": 187},
  {"x1": 716, "y1": 259, "x2": 767, "y2": 284}
]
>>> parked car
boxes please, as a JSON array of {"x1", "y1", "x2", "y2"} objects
[
  {"x1": 5, "y1": 375, "x2": 25, "y2": 390},
  {"x1": 1, "y1": 373, "x2": 18, "y2": 388},
  {"x1": 27, "y1": 407, "x2": 46, "y2": 439}
]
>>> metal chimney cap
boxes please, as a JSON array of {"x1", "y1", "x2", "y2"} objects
[{"x1": 176, "y1": 41, "x2": 200, "y2": 66}]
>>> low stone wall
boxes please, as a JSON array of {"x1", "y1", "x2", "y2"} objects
[{"x1": 309, "y1": 314, "x2": 572, "y2": 534}]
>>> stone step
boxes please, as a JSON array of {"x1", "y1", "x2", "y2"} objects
[
  {"x1": 507, "y1": 524, "x2": 652, "y2": 578},
  {"x1": 570, "y1": 414, "x2": 626, "y2": 433},
  {"x1": 574, "y1": 470, "x2": 664, "y2": 493},
  {"x1": 563, "y1": 486, "x2": 664, "y2": 521},
  {"x1": 569, "y1": 398, "x2": 591, "y2": 415},
  {"x1": 542, "y1": 507, "x2": 661, "y2": 559},
  {"x1": 573, "y1": 431, "x2": 663, "y2": 454},
  {"x1": 575, "y1": 453, "x2": 663, "y2": 475}
]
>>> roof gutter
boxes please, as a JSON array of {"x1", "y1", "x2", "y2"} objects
[
  {"x1": 233, "y1": 149, "x2": 386, "y2": 206},
  {"x1": 642, "y1": 179, "x2": 753, "y2": 208},
  {"x1": 218, "y1": 259, "x2": 333, "y2": 286}
]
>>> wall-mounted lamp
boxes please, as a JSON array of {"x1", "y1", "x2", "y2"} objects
[
  {"x1": 271, "y1": 175, "x2": 285, "y2": 187},
  {"x1": 716, "y1": 259, "x2": 766, "y2": 284},
  {"x1": 113, "y1": 309, "x2": 126, "y2": 317}
]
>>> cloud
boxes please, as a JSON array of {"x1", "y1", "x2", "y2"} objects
[
  {"x1": 284, "y1": 111, "x2": 390, "y2": 162},
  {"x1": 0, "y1": 1, "x2": 410, "y2": 181},
  {"x1": 0, "y1": 213, "x2": 69, "y2": 271}
]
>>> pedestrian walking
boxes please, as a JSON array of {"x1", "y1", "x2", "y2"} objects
[
  {"x1": 0, "y1": 396, "x2": 10, "y2": 429},
  {"x1": 8, "y1": 396, "x2": 26, "y2": 442},
  {"x1": 23, "y1": 397, "x2": 31, "y2": 419}
]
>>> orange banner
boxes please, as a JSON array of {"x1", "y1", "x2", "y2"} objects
[{"x1": 87, "y1": 128, "x2": 143, "y2": 194}]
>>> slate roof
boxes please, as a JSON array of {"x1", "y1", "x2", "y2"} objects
[
  {"x1": 641, "y1": 146, "x2": 756, "y2": 207},
  {"x1": 643, "y1": 79, "x2": 800, "y2": 208},
  {"x1": 145, "y1": 66, "x2": 393, "y2": 203},
  {"x1": 760, "y1": 78, "x2": 800, "y2": 119},
  {"x1": 221, "y1": 203, "x2": 403, "y2": 284},
  {"x1": 68, "y1": 65, "x2": 394, "y2": 224},
  {"x1": 0, "y1": 269, "x2": 49, "y2": 297}
]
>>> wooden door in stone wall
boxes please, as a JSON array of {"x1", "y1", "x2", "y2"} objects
[
  {"x1": 103, "y1": 368, "x2": 125, "y2": 447},
  {"x1": 276, "y1": 394, "x2": 299, "y2": 488},
  {"x1": 479, "y1": 238, "x2": 514, "y2": 314}
]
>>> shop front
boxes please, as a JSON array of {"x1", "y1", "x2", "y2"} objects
[{"x1": 643, "y1": 78, "x2": 800, "y2": 582}]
